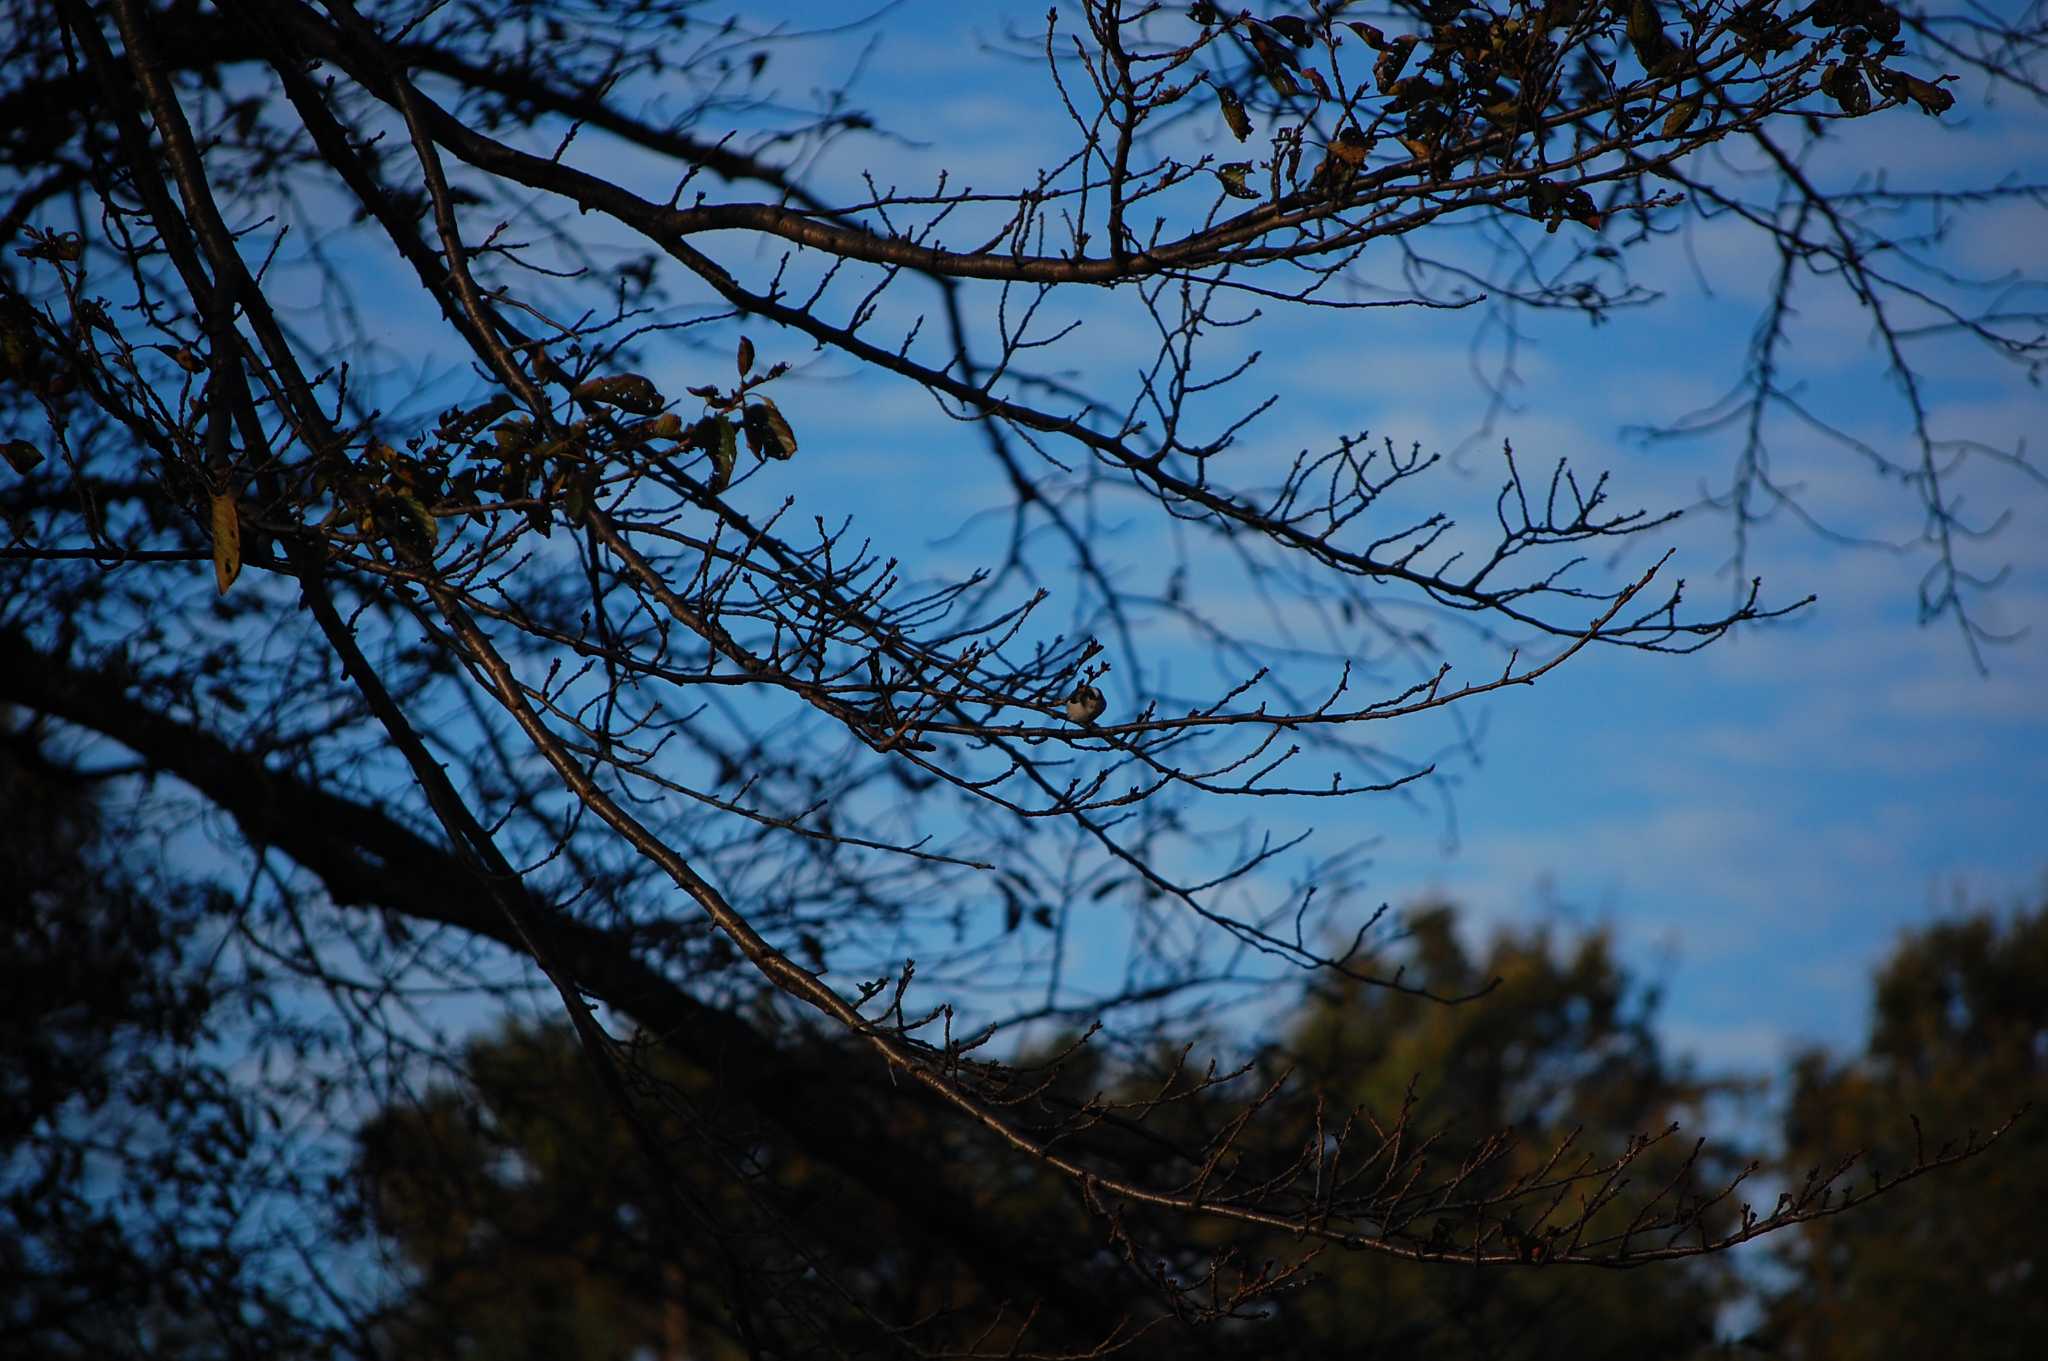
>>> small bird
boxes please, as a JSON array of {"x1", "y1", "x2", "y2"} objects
[{"x1": 1064, "y1": 683, "x2": 1106, "y2": 725}]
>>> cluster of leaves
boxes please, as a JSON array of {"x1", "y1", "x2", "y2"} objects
[
  {"x1": 1183, "y1": 0, "x2": 1953, "y2": 228},
  {"x1": 77, "y1": 286, "x2": 808, "y2": 596},
  {"x1": 1810, "y1": 0, "x2": 1956, "y2": 116}
]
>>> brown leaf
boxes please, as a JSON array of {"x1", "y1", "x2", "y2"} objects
[
  {"x1": 1266, "y1": 15, "x2": 1313, "y2": 48},
  {"x1": 1904, "y1": 75, "x2": 1955, "y2": 116},
  {"x1": 742, "y1": 398, "x2": 798, "y2": 461},
  {"x1": 1245, "y1": 26, "x2": 1299, "y2": 96},
  {"x1": 572, "y1": 373, "x2": 664, "y2": 415},
  {"x1": 1662, "y1": 96, "x2": 1702, "y2": 138},
  {"x1": 1217, "y1": 85, "x2": 1252, "y2": 141},
  {"x1": 1879, "y1": 68, "x2": 1956, "y2": 116},
  {"x1": 696, "y1": 415, "x2": 739, "y2": 491},
  {"x1": 1375, "y1": 36, "x2": 1418, "y2": 94},
  {"x1": 1215, "y1": 162, "x2": 1260, "y2": 199},
  {"x1": 441, "y1": 393, "x2": 516, "y2": 439}
]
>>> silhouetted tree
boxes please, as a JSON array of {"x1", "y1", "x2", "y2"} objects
[
  {"x1": 353, "y1": 905, "x2": 1749, "y2": 1359},
  {"x1": 1758, "y1": 899, "x2": 2045, "y2": 1358},
  {"x1": 0, "y1": 721, "x2": 311, "y2": 1361}
]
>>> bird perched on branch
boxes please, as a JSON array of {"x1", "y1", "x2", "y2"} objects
[{"x1": 1065, "y1": 683, "x2": 1106, "y2": 725}]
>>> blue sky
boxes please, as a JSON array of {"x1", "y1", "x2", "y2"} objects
[
  {"x1": 601, "y1": 1, "x2": 2048, "y2": 1070},
  {"x1": 294, "y1": 2, "x2": 2048, "y2": 1074}
]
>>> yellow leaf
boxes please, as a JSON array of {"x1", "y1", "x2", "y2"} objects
[{"x1": 210, "y1": 493, "x2": 241, "y2": 595}]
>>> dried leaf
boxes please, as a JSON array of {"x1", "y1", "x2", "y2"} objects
[
  {"x1": 1216, "y1": 85, "x2": 1252, "y2": 141},
  {"x1": 572, "y1": 373, "x2": 663, "y2": 415},
  {"x1": 742, "y1": 398, "x2": 798, "y2": 461},
  {"x1": 1903, "y1": 74, "x2": 1955, "y2": 116},
  {"x1": 1820, "y1": 62, "x2": 1871, "y2": 116},
  {"x1": 210, "y1": 492, "x2": 240, "y2": 595},
  {"x1": 1627, "y1": 0, "x2": 1675, "y2": 71},
  {"x1": 1528, "y1": 179, "x2": 1599, "y2": 230},
  {"x1": 395, "y1": 493, "x2": 438, "y2": 547},
  {"x1": 1215, "y1": 162, "x2": 1259, "y2": 199},
  {"x1": 1374, "y1": 36, "x2": 1417, "y2": 94},
  {"x1": 697, "y1": 415, "x2": 739, "y2": 491},
  {"x1": 1877, "y1": 68, "x2": 1955, "y2": 116},
  {"x1": 1266, "y1": 15, "x2": 1313, "y2": 48},
  {"x1": 442, "y1": 393, "x2": 517, "y2": 439},
  {"x1": 737, "y1": 335, "x2": 756, "y2": 378},
  {"x1": 1662, "y1": 96, "x2": 1702, "y2": 138},
  {"x1": 1246, "y1": 23, "x2": 1297, "y2": 67}
]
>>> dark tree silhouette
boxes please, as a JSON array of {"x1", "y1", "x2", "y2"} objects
[
  {"x1": 0, "y1": 728, "x2": 294, "y2": 1360},
  {"x1": 1, "y1": 1, "x2": 2038, "y2": 1356},
  {"x1": 352, "y1": 906, "x2": 1749, "y2": 1360},
  {"x1": 1759, "y1": 899, "x2": 2045, "y2": 1358}
]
